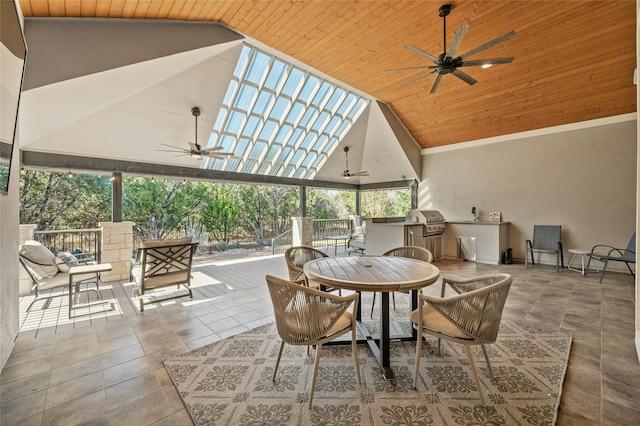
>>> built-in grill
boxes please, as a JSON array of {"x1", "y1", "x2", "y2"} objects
[{"x1": 406, "y1": 209, "x2": 447, "y2": 236}]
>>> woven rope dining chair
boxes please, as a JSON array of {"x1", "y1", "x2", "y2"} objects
[
  {"x1": 265, "y1": 275, "x2": 361, "y2": 408},
  {"x1": 412, "y1": 273, "x2": 512, "y2": 404},
  {"x1": 284, "y1": 246, "x2": 341, "y2": 294},
  {"x1": 370, "y1": 246, "x2": 433, "y2": 317}
]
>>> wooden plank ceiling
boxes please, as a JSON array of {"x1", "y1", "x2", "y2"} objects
[{"x1": 18, "y1": 0, "x2": 637, "y2": 149}]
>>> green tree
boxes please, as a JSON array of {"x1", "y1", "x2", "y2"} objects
[
  {"x1": 201, "y1": 183, "x2": 239, "y2": 242},
  {"x1": 19, "y1": 170, "x2": 111, "y2": 229},
  {"x1": 123, "y1": 177, "x2": 207, "y2": 240}
]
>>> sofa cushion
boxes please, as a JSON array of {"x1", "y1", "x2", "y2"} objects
[{"x1": 19, "y1": 240, "x2": 58, "y2": 279}]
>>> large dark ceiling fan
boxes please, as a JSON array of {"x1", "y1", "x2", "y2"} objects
[
  {"x1": 385, "y1": 4, "x2": 516, "y2": 94},
  {"x1": 157, "y1": 107, "x2": 232, "y2": 159}
]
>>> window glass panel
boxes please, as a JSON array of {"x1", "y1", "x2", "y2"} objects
[
  {"x1": 277, "y1": 147, "x2": 292, "y2": 163},
  {"x1": 257, "y1": 162, "x2": 270, "y2": 174},
  {"x1": 301, "y1": 152, "x2": 316, "y2": 166},
  {"x1": 242, "y1": 116, "x2": 262, "y2": 137},
  {"x1": 214, "y1": 108, "x2": 227, "y2": 130},
  {"x1": 270, "y1": 97, "x2": 291, "y2": 121},
  {"x1": 274, "y1": 124, "x2": 292, "y2": 144},
  {"x1": 285, "y1": 102, "x2": 305, "y2": 124},
  {"x1": 347, "y1": 98, "x2": 366, "y2": 119},
  {"x1": 242, "y1": 159, "x2": 258, "y2": 173},
  {"x1": 282, "y1": 68, "x2": 304, "y2": 97},
  {"x1": 220, "y1": 134, "x2": 236, "y2": 151},
  {"x1": 311, "y1": 111, "x2": 329, "y2": 132},
  {"x1": 235, "y1": 138, "x2": 251, "y2": 156},
  {"x1": 300, "y1": 132, "x2": 316, "y2": 149},
  {"x1": 312, "y1": 134, "x2": 328, "y2": 151},
  {"x1": 283, "y1": 165, "x2": 295, "y2": 177},
  {"x1": 312, "y1": 153, "x2": 326, "y2": 168},
  {"x1": 290, "y1": 149, "x2": 304, "y2": 164},
  {"x1": 287, "y1": 128, "x2": 304, "y2": 147},
  {"x1": 325, "y1": 87, "x2": 345, "y2": 111},
  {"x1": 325, "y1": 116, "x2": 341, "y2": 134},
  {"x1": 270, "y1": 163, "x2": 282, "y2": 175},
  {"x1": 254, "y1": 92, "x2": 274, "y2": 115},
  {"x1": 234, "y1": 85, "x2": 257, "y2": 109},
  {"x1": 259, "y1": 120, "x2": 277, "y2": 140},
  {"x1": 265, "y1": 60, "x2": 287, "y2": 90},
  {"x1": 226, "y1": 158, "x2": 241, "y2": 171},
  {"x1": 248, "y1": 141, "x2": 267, "y2": 160},
  {"x1": 225, "y1": 111, "x2": 246, "y2": 134},
  {"x1": 337, "y1": 93, "x2": 356, "y2": 115},
  {"x1": 265, "y1": 144, "x2": 280, "y2": 161},
  {"x1": 233, "y1": 46, "x2": 251, "y2": 79},
  {"x1": 209, "y1": 157, "x2": 225, "y2": 169},
  {"x1": 245, "y1": 51, "x2": 270, "y2": 84},
  {"x1": 293, "y1": 168, "x2": 306, "y2": 178},
  {"x1": 222, "y1": 80, "x2": 238, "y2": 105},
  {"x1": 299, "y1": 107, "x2": 318, "y2": 127},
  {"x1": 299, "y1": 75, "x2": 319, "y2": 102},
  {"x1": 336, "y1": 120, "x2": 350, "y2": 136},
  {"x1": 312, "y1": 82, "x2": 332, "y2": 105}
]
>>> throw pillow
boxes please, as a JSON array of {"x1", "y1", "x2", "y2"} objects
[
  {"x1": 19, "y1": 240, "x2": 58, "y2": 279},
  {"x1": 56, "y1": 252, "x2": 79, "y2": 272}
]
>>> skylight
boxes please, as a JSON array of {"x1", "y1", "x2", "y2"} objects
[{"x1": 201, "y1": 44, "x2": 368, "y2": 179}]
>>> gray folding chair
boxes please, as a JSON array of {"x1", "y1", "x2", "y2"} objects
[
  {"x1": 525, "y1": 225, "x2": 564, "y2": 272},
  {"x1": 586, "y1": 232, "x2": 636, "y2": 283}
]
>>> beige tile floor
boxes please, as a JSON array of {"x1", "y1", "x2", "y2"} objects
[{"x1": 1, "y1": 249, "x2": 639, "y2": 425}]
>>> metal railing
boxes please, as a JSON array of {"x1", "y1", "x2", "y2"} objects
[
  {"x1": 33, "y1": 228, "x2": 102, "y2": 262},
  {"x1": 272, "y1": 218, "x2": 354, "y2": 255}
]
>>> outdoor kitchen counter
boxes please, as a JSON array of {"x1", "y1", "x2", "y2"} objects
[{"x1": 443, "y1": 221, "x2": 510, "y2": 265}]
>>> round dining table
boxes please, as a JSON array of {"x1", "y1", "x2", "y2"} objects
[{"x1": 304, "y1": 255, "x2": 440, "y2": 379}]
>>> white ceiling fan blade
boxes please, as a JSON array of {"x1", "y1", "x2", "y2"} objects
[{"x1": 188, "y1": 141, "x2": 199, "y2": 151}]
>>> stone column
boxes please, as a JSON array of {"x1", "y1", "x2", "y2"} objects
[
  {"x1": 292, "y1": 217, "x2": 314, "y2": 247},
  {"x1": 18, "y1": 225, "x2": 37, "y2": 296},
  {"x1": 99, "y1": 221, "x2": 134, "y2": 282}
]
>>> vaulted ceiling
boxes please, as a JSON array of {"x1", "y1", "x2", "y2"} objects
[{"x1": 19, "y1": 0, "x2": 636, "y2": 149}]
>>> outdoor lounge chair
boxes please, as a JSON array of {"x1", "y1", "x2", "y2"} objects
[
  {"x1": 266, "y1": 274, "x2": 361, "y2": 408},
  {"x1": 525, "y1": 225, "x2": 564, "y2": 271},
  {"x1": 130, "y1": 238, "x2": 198, "y2": 312},
  {"x1": 412, "y1": 273, "x2": 513, "y2": 404},
  {"x1": 19, "y1": 240, "x2": 112, "y2": 318},
  {"x1": 586, "y1": 232, "x2": 636, "y2": 283}
]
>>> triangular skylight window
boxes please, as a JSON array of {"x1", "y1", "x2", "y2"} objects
[{"x1": 201, "y1": 44, "x2": 368, "y2": 179}]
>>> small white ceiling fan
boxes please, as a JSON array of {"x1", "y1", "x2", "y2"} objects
[
  {"x1": 156, "y1": 107, "x2": 232, "y2": 159},
  {"x1": 342, "y1": 146, "x2": 369, "y2": 178}
]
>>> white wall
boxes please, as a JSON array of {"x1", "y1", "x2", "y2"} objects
[
  {"x1": 419, "y1": 117, "x2": 637, "y2": 267},
  {"x1": 0, "y1": 138, "x2": 21, "y2": 371}
]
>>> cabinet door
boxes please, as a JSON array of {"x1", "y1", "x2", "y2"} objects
[{"x1": 404, "y1": 225, "x2": 425, "y2": 247}]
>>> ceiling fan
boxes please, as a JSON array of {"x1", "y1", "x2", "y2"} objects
[
  {"x1": 156, "y1": 107, "x2": 232, "y2": 159},
  {"x1": 385, "y1": 4, "x2": 516, "y2": 94},
  {"x1": 342, "y1": 146, "x2": 369, "y2": 178}
]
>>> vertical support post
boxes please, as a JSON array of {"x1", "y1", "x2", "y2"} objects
[
  {"x1": 355, "y1": 190, "x2": 361, "y2": 216},
  {"x1": 112, "y1": 172, "x2": 122, "y2": 222},
  {"x1": 299, "y1": 185, "x2": 307, "y2": 217},
  {"x1": 410, "y1": 179, "x2": 418, "y2": 209}
]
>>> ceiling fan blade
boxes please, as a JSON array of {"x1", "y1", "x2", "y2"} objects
[
  {"x1": 384, "y1": 65, "x2": 437, "y2": 73},
  {"x1": 202, "y1": 150, "x2": 233, "y2": 156},
  {"x1": 155, "y1": 149, "x2": 186, "y2": 153},
  {"x1": 398, "y1": 70, "x2": 437, "y2": 89},
  {"x1": 429, "y1": 73, "x2": 443, "y2": 94},
  {"x1": 404, "y1": 44, "x2": 439, "y2": 64},
  {"x1": 446, "y1": 23, "x2": 470, "y2": 58},
  {"x1": 159, "y1": 143, "x2": 187, "y2": 150},
  {"x1": 459, "y1": 57, "x2": 514, "y2": 66},
  {"x1": 188, "y1": 142, "x2": 199, "y2": 151},
  {"x1": 457, "y1": 30, "x2": 516, "y2": 60},
  {"x1": 353, "y1": 171, "x2": 369, "y2": 177},
  {"x1": 451, "y1": 69, "x2": 478, "y2": 85}
]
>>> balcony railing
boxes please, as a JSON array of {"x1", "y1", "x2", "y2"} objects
[
  {"x1": 272, "y1": 218, "x2": 354, "y2": 255},
  {"x1": 33, "y1": 228, "x2": 102, "y2": 262}
]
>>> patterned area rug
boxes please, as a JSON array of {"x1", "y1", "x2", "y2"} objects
[{"x1": 164, "y1": 319, "x2": 571, "y2": 425}]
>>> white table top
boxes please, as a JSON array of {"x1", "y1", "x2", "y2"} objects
[{"x1": 303, "y1": 255, "x2": 439, "y2": 292}]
